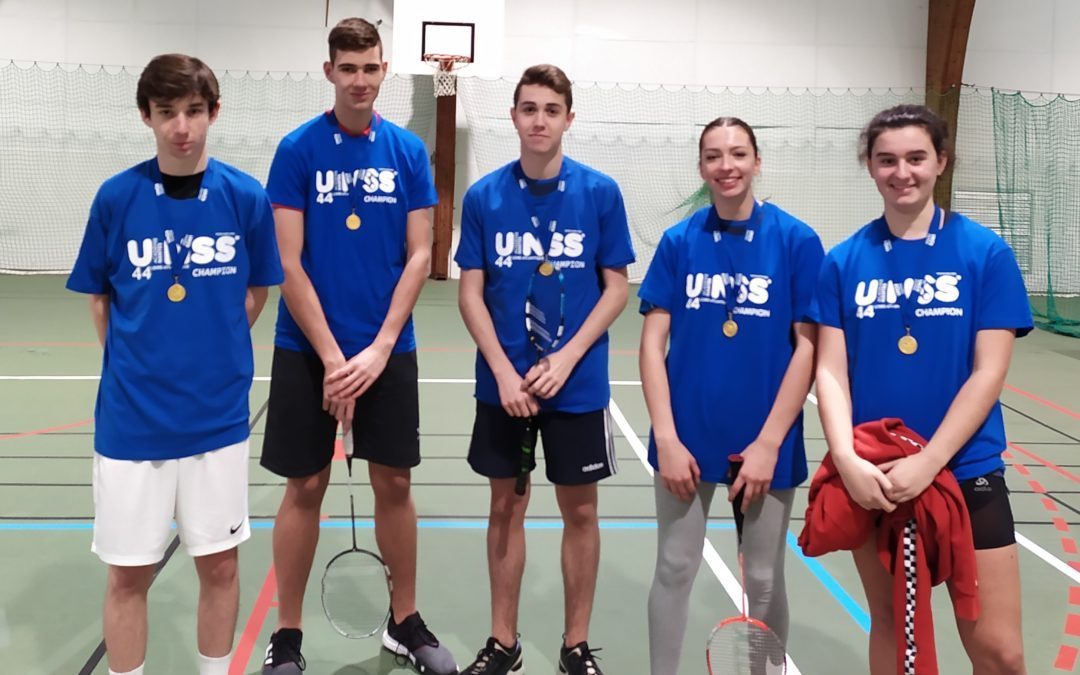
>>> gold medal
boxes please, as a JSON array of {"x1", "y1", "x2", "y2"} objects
[
  {"x1": 538, "y1": 261, "x2": 554, "y2": 276},
  {"x1": 722, "y1": 318, "x2": 739, "y2": 338},
  {"x1": 898, "y1": 333, "x2": 918, "y2": 355},
  {"x1": 345, "y1": 212, "x2": 361, "y2": 230},
  {"x1": 167, "y1": 282, "x2": 187, "y2": 303}
]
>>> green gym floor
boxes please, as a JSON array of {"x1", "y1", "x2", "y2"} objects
[{"x1": 1, "y1": 275, "x2": 1078, "y2": 674}]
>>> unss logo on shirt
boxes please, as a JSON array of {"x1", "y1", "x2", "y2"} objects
[
  {"x1": 854, "y1": 274, "x2": 962, "y2": 319},
  {"x1": 493, "y1": 231, "x2": 585, "y2": 269},
  {"x1": 684, "y1": 272, "x2": 771, "y2": 310},
  {"x1": 315, "y1": 168, "x2": 398, "y2": 205},
  {"x1": 126, "y1": 233, "x2": 240, "y2": 281}
]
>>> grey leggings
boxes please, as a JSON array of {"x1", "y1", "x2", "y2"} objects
[{"x1": 647, "y1": 476, "x2": 795, "y2": 674}]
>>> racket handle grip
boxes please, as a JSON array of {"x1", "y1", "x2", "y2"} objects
[{"x1": 514, "y1": 418, "x2": 540, "y2": 496}]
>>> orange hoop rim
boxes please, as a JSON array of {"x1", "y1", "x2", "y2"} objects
[{"x1": 422, "y1": 53, "x2": 472, "y2": 71}]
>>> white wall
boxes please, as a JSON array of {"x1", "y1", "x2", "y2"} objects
[{"x1": 1, "y1": 0, "x2": 1077, "y2": 93}]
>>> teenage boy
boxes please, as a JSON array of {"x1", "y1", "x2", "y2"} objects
[
  {"x1": 67, "y1": 53, "x2": 283, "y2": 675},
  {"x1": 454, "y1": 64, "x2": 635, "y2": 675},
  {"x1": 258, "y1": 17, "x2": 456, "y2": 675}
]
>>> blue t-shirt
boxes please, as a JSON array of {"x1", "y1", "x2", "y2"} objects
[
  {"x1": 810, "y1": 211, "x2": 1033, "y2": 480},
  {"x1": 266, "y1": 111, "x2": 437, "y2": 357},
  {"x1": 67, "y1": 158, "x2": 284, "y2": 461},
  {"x1": 455, "y1": 157, "x2": 636, "y2": 413},
  {"x1": 638, "y1": 202, "x2": 825, "y2": 486}
]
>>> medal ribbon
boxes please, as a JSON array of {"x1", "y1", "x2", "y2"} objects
[
  {"x1": 330, "y1": 111, "x2": 382, "y2": 227},
  {"x1": 511, "y1": 160, "x2": 570, "y2": 267},
  {"x1": 880, "y1": 205, "x2": 947, "y2": 345},
  {"x1": 706, "y1": 200, "x2": 763, "y2": 331},
  {"x1": 150, "y1": 161, "x2": 209, "y2": 296}
]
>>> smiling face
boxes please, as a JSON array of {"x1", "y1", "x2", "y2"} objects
[
  {"x1": 698, "y1": 124, "x2": 760, "y2": 204},
  {"x1": 142, "y1": 94, "x2": 218, "y2": 169},
  {"x1": 867, "y1": 125, "x2": 948, "y2": 213},
  {"x1": 510, "y1": 84, "x2": 575, "y2": 157}
]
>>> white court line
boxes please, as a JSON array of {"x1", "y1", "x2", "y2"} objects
[
  {"x1": 608, "y1": 397, "x2": 803, "y2": 675},
  {"x1": 1014, "y1": 531, "x2": 1080, "y2": 584},
  {"x1": 6, "y1": 375, "x2": 1072, "y2": 586}
]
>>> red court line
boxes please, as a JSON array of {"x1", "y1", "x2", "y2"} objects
[
  {"x1": 1066, "y1": 614, "x2": 1080, "y2": 639},
  {"x1": 1046, "y1": 498, "x2": 1061, "y2": 512},
  {"x1": 1055, "y1": 517, "x2": 1071, "y2": 533},
  {"x1": 1056, "y1": 645, "x2": 1079, "y2": 671},
  {"x1": 1070, "y1": 587, "x2": 1080, "y2": 607},
  {"x1": 1015, "y1": 464, "x2": 1031, "y2": 476},
  {"x1": 230, "y1": 566, "x2": 278, "y2": 675},
  {"x1": 0, "y1": 417, "x2": 93, "y2": 441},
  {"x1": 1064, "y1": 539, "x2": 1078, "y2": 555},
  {"x1": 1004, "y1": 383, "x2": 1080, "y2": 422},
  {"x1": 1009, "y1": 442, "x2": 1080, "y2": 485}
]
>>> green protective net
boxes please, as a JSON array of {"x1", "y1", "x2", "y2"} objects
[
  {"x1": 0, "y1": 62, "x2": 435, "y2": 273},
  {"x1": 992, "y1": 90, "x2": 1080, "y2": 337},
  {"x1": 3, "y1": 62, "x2": 1077, "y2": 339}
]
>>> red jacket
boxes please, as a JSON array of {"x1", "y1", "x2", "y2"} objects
[{"x1": 798, "y1": 418, "x2": 979, "y2": 675}]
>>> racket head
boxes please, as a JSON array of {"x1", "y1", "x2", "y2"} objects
[
  {"x1": 706, "y1": 615, "x2": 787, "y2": 675},
  {"x1": 524, "y1": 261, "x2": 566, "y2": 356},
  {"x1": 320, "y1": 547, "x2": 392, "y2": 639}
]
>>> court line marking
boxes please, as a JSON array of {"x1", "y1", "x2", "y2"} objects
[{"x1": 608, "y1": 397, "x2": 807, "y2": 675}]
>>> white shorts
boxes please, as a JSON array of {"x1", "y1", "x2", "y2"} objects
[{"x1": 91, "y1": 439, "x2": 251, "y2": 566}]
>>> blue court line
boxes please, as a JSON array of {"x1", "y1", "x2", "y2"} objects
[
  {"x1": 0, "y1": 519, "x2": 867, "y2": 631},
  {"x1": 0, "y1": 519, "x2": 738, "y2": 532},
  {"x1": 786, "y1": 531, "x2": 871, "y2": 633}
]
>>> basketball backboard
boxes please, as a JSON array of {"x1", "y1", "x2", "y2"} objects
[{"x1": 391, "y1": 0, "x2": 504, "y2": 77}]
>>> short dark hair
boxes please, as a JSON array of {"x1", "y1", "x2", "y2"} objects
[
  {"x1": 513, "y1": 64, "x2": 573, "y2": 111},
  {"x1": 328, "y1": 17, "x2": 382, "y2": 63},
  {"x1": 698, "y1": 116, "x2": 759, "y2": 156},
  {"x1": 860, "y1": 104, "x2": 952, "y2": 163},
  {"x1": 136, "y1": 54, "x2": 219, "y2": 116}
]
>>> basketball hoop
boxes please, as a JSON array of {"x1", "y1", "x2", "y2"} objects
[{"x1": 423, "y1": 54, "x2": 471, "y2": 97}]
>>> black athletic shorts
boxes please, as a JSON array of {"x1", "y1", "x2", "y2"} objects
[
  {"x1": 467, "y1": 401, "x2": 617, "y2": 486},
  {"x1": 260, "y1": 347, "x2": 420, "y2": 478},
  {"x1": 958, "y1": 470, "x2": 1015, "y2": 550}
]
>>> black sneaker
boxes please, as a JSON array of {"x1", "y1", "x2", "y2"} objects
[
  {"x1": 262, "y1": 628, "x2": 306, "y2": 674},
  {"x1": 382, "y1": 611, "x2": 459, "y2": 674},
  {"x1": 558, "y1": 641, "x2": 602, "y2": 675},
  {"x1": 460, "y1": 637, "x2": 524, "y2": 675}
]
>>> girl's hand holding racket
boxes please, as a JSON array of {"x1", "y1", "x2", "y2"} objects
[{"x1": 728, "y1": 439, "x2": 779, "y2": 512}]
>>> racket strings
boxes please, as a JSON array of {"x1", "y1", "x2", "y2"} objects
[
  {"x1": 322, "y1": 550, "x2": 392, "y2": 638},
  {"x1": 707, "y1": 619, "x2": 787, "y2": 675}
]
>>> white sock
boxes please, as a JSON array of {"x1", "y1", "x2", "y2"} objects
[
  {"x1": 108, "y1": 665, "x2": 145, "y2": 675},
  {"x1": 198, "y1": 651, "x2": 231, "y2": 675}
]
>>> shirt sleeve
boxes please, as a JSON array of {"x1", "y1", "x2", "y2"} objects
[
  {"x1": 453, "y1": 187, "x2": 485, "y2": 270},
  {"x1": 809, "y1": 253, "x2": 844, "y2": 328},
  {"x1": 596, "y1": 180, "x2": 636, "y2": 269},
  {"x1": 245, "y1": 187, "x2": 285, "y2": 287},
  {"x1": 791, "y1": 226, "x2": 826, "y2": 323},
  {"x1": 66, "y1": 190, "x2": 111, "y2": 295},
  {"x1": 976, "y1": 239, "x2": 1033, "y2": 337},
  {"x1": 265, "y1": 137, "x2": 307, "y2": 212},
  {"x1": 406, "y1": 137, "x2": 438, "y2": 212},
  {"x1": 638, "y1": 230, "x2": 679, "y2": 314}
]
